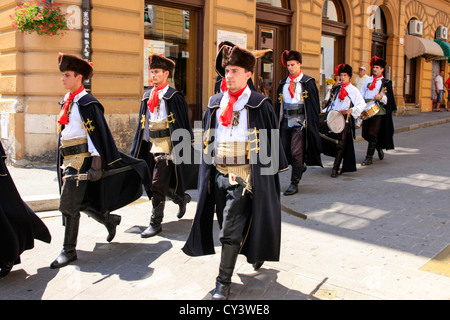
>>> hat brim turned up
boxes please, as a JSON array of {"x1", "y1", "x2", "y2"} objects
[
  {"x1": 58, "y1": 53, "x2": 93, "y2": 81},
  {"x1": 221, "y1": 46, "x2": 256, "y2": 75},
  {"x1": 149, "y1": 54, "x2": 176, "y2": 76}
]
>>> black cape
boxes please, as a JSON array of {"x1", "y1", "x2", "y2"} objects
[
  {"x1": 182, "y1": 91, "x2": 289, "y2": 263},
  {"x1": 275, "y1": 75, "x2": 323, "y2": 167},
  {"x1": 362, "y1": 78, "x2": 396, "y2": 150},
  {"x1": 57, "y1": 94, "x2": 151, "y2": 214},
  {"x1": 0, "y1": 141, "x2": 51, "y2": 264},
  {"x1": 130, "y1": 87, "x2": 198, "y2": 198}
]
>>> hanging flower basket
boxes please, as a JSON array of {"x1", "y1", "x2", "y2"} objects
[{"x1": 10, "y1": 1, "x2": 68, "y2": 36}]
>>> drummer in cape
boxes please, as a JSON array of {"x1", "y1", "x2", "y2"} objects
[
  {"x1": 321, "y1": 64, "x2": 366, "y2": 177},
  {"x1": 359, "y1": 56, "x2": 396, "y2": 166}
]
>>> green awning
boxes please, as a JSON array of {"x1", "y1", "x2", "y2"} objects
[{"x1": 434, "y1": 39, "x2": 450, "y2": 61}]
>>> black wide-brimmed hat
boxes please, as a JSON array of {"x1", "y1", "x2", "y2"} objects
[
  {"x1": 281, "y1": 50, "x2": 302, "y2": 67},
  {"x1": 215, "y1": 41, "x2": 236, "y2": 77},
  {"x1": 370, "y1": 56, "x2": 386, "y2": 69},
  {"x1": 149, "y1": 54, "x2": 176, "y2": 76},
  {"x1": 58, "y1": 53, "x2": 93, "y2": 80}
]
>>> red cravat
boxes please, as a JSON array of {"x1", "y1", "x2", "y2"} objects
[
  {"x1": 58, "y1": 85, "x2": 85, "y2": 125},
  {"x1": 220, "y1": 77, "x2": 227, "y2": 92},
  {"x1": 219, "y1": 85, "x2": 247, "y2": 127},
  {"x1": 369, "y1": 75, "x2": 381, "y2": 91},
  {"x1": 288, "y1": 73, "x2": 301, "y2": 98},
  {"x1": 147, "y1": 81, "x2": 169, "y2": 113},
  {"x1": 338, "y1": 82, "x2": 351, "y2": 100}
]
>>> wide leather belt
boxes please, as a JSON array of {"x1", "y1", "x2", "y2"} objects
[
  {"x1": 149, "y1": 128, "x2": 171, "y2": 139},
  {"x1": 214, "y1": 155, "x2": 249, "y2": 166},
  {"x1": 284, "y1": 108, "x2": 305, "y2": 116},
  {"x1": 60, "y1": 143, "x2": 88, "y2": 157}
]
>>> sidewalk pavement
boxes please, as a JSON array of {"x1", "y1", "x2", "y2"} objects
[{"x1": 2, "y1": 110, "x2": 450, "y2": 300}]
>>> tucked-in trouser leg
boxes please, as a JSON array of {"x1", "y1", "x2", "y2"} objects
[
  {"x1": 51, "y1": 166, "x2": 88, "y2": 268},
  {"x1": 141, "y1": 158, "x2": 172, "y2": 238},
  {"x1": 151, "y1": 158, "x2": 173, "y2": 208},
  {"x1": 332, "y1": 123, "x2": 350, "y2": 175},
  {"x1": 59, "y1": 167, "x2": 88, "y2": 252},
  {"x1": 362, "y1": 116, "x2": 382, "y2": 165},
  {"x1": 290, "y1": 126, "x2": 305, "y2": 185}
]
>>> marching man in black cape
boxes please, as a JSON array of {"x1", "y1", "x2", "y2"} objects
[
  {"x1": 130, "y1": 54, "x2": 196, "y2": 238},
  {"x1": 182, "y1": 45, "x2": 288, "y2": 300},
  {"x1": 275, "y1": 50, "x2": 322, "y2": 195},
  {"x1": 359, "y1": 56, "x2": 396, "y2": 165},
  {"x1": 51, "y1": 53, "x2": 150, "y2": 269},
  {"x1": 0, "y1": 141, "x2": 51, "y2": 277}
]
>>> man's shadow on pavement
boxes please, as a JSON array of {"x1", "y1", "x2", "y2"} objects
[{"x1": 74, "y1": 240, "x2": 172, "y2": 282}]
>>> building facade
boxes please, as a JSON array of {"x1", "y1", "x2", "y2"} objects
[{"x1": 0, "y1": 0, "x2": 449, "y2": 164}]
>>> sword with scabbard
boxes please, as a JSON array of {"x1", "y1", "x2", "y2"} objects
[
  {"x1": 62, "y1": 166, "x2": 133, "y2": 186},
  {"x1": 281, "y1": 204, "x2": 308, "y2": 220}
]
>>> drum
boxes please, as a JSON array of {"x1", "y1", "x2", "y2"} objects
[
  {"x1": 360, "y1": 101, "x2": 380, "y2": 120},
  {"x1": 319, "y1": 110, "x2": 345, "y2": 134}
]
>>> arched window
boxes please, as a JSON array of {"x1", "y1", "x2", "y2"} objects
[
  {"x1": 371, "y1": 7, "x2": 388, "y2": 63},
  {"x1": 321, "y1": 0, "x2": 347, "y2": 101}
]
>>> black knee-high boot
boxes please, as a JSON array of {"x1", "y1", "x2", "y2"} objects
[
  {"x1": 141, "y1": 201, "x2": 165, "y2": 238},
  {"x1": 283, "y1": 163, "x2": 306, "y2": 196},
  {"x1": 50, "y1": 216, "x2": 79, "y2": 269},
  {"x1": 331, "y1": 149, "x2": 344, "y2": 177},
  {"x1": 362, "y1": 142, "x2": 376, "y2": 166},
  {"x1": 212, "y1": 245, "x2": 240, "y2": 300},
  {"x1": 166, "y1": 188, "x2": 192, "y2": 219},
  {"x1": 85, "y1": 210, "x2": 121, "y2": 242}
]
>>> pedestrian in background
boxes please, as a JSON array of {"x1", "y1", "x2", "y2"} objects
[
  {"x1": 444, "y1": 71, "x2": 450, "y2": 111},
  {"x1": 354, "y1": 66, "x2": 369, "y2": 91},
  {"x1": 433, "y1": 70, "x2": 445, "y2": 112}
]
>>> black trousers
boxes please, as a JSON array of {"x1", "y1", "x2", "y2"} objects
[
  {"x1": 280, "y1": 119, "x2": 305, "y2": 184},
  {"x1": 59, "y1": 158, "x2": 108, "y2": 222},
  {"x1": 214, "y1": 171, "x2": 251, "y2": 247},
  {"x1": 59, "y1": 159, "x2": 91, "y2": 220},
  {"x1": 362, "y1": 115, "x2": 383, "y2": 145},
  {"x1": 150, "y1": 155, "x2": 173, "y2": 207}
]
